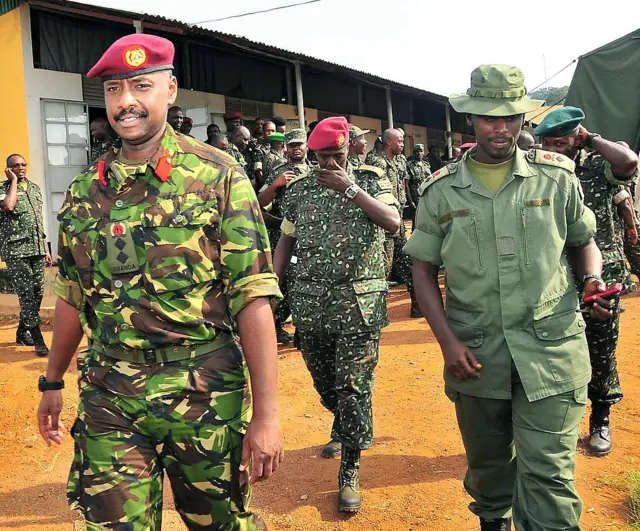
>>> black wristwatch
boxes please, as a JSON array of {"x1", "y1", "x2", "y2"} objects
[
  {"x1": 581, "y1": 274, "x2": 603, "y2": 291},
  {"x1": 38, "y1": 375, "x2": 64, "y2": 392},
  {"x1": 586, "y1": 133, "x2": 601, "y2": 148}
]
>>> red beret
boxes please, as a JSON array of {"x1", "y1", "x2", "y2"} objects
[
  {"x1": 307, "y1": 116, "x2": 349, "y2": 151},
  {"x1": 223, "y1": 112, "x2": 242, "y2": 120},
  {"x1": 87, "y1": 34, "x2": 174, "y2": 80}
]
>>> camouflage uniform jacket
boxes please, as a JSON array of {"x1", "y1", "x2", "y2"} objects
[
  {"x1": 90, "y1": 138, "x2": 116, "y2": 163},
  {"x1": 262, "y1": 159, "x2": 311, "y2": 246},
  {"x1": 263, "y1": 149, "x2": 287, "y2": 181},
  {"x1": 406, "y1": 156, "x2": 432, "y2": 205},
  {"x1": 576, "y1": 151, "x2": 639, "y2": 267},
  {"x1": 347, "y1": 155, "x2": 362, "y2": 172},
  {"x1": 371, "y1": 153, "x2": 407, "y2": 210},
  {"x1": 54, "y1": 125, "x2": 282, "y2": 349},
  {"x1": 364, "y1": 150, "x2": 382, "y2": 166},
  {"x1": 281, "y1": 164, "x2": 398, "y2": 334},
  {"x1": 244, "y1": 137, "x2": 263, "y2": 182},
  {"x1": 226, "y1": 143, "x2": 246, "y2": 169},
  {"x1": 0, "y1": 179, "x2": 47, "y2": 260}
]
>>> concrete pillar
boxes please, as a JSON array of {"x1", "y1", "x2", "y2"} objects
[
  {"x1": 133, "y1": 20, "x2": 143, "y2": 33},
  {"x1": 294, "y1": 61, "x2": 305, "y2": 129},
  {"x1": 385, "y1": 86, "x2": 393, "y2": 128},
  {"x1": 445, "y1": 104, "x2": 452, "y2": 160}
]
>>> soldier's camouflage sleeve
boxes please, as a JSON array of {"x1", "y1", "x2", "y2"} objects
[
  {"x1": 53, "y1": 211, "x2": 84, "y2": 310},
  {"x1": 364, "y1": 171, "x2": 399, "y2": 207},
  {"x1": 566, "y1": 174, "x2": 597, "y2": 248},
  {"x1": 403, "y1": 187, "x2": 445, "y2": 265},
  {"x1": 220, "y1": 165, "x2": 283, "y2": 316},
  {"x1": 280, "y1": 184, "x2": 298, "y2": 238}
]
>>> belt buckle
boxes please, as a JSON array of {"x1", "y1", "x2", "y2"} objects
[{"x1": 143, "y1": 349, "x2": 156, "y2": 364}]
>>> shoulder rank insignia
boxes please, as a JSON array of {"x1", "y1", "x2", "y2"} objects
[
  {"x1": 357, "y1": 164, "x2": 385, "y2": 178},
  {"x1": 418, "y1": 163, "x2": 457, "y2": 195},
  {"x1": 531, "y1": 149, "x2": 575, "y2": 172}
]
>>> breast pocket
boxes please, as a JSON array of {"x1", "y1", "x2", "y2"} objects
[
  {"x1": 140, "y1": 196, "x2": 220, "y2": 295},
  {"x1": 352, "y1": 279, "x2": 388, "y2": 327},
  {"x1": 290, "y1": 279, "x2": 325, "y2": 329},
  {"x1": 521, "y1": 198, "x2": 554, "y2": 266},
  {"x1": 441, "y1": 209, "x2": 483, "y2": 273},
  {"x1": 59, "y1": 211, "x2": 100, "y2": 290}
]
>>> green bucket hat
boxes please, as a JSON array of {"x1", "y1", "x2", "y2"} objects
[{"x1": 449, "y1": 64, "x2": 544, "y2": 117}]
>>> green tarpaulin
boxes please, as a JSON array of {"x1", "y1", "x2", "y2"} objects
[{"x1": 566, "y1": 28, "x2": 640, "y2": 152}]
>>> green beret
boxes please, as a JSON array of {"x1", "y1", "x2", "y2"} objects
[
  {"x1": 414, "y1": 143, "x2": 425, "y2": 152},
  {"x1": 268, "y1": 132, "x2": 286, "y2": 142},
  {"x1": 533, "y1": 106, "x2": 585, "y2": 138}
]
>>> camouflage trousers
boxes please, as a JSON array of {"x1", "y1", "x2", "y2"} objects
[
  {"x1": 299, "y1": 329, "x2": 380, "y2": 449},
  {"x1": 584, "y1": 308, "x2": 623, "y2": 407},
  {"x1": 604, "y1": 259, "x2": 637, "y2": 295},
  {"x1": 5, "y1": 255, "x2": 45, "y2": 329},
  {"x1": 68, "y1": 341, "x2": 266, "y2": 531},
  {"x1": 390, "y1": 222, "x2": 414, "y2": 293},
  {"x1": 624, "y1": 233, "x2": 640, "y2": 278},
  {"x1": 383, "y1": 237, "x2": 395, "y2": 280},
  {"x1": 269, "y1": 230, "x2": 291, "y2": 328}
]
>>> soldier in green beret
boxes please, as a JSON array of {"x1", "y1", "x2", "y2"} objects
[
  {"x1": 536, "y1": 105, "x2": 639, "y2": 457},
  {"x1": 263, "y1": 132, "x2": 287, "y2": 182},
  {"x1": 406, "y1": 64, "x2": 614, "y2": 531}
]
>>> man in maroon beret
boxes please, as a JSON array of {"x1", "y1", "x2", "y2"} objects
[
  {"x1": 37, "y1": 33, "x2": 283, "y2": 531},
  {"x1": 274, "y1": 116, "x2": 401, "y2": 513},
  {"x1": 224, "y1": 111, "x2": 243, "y2": 140}
]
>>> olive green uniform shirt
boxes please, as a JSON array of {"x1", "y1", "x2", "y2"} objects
[{"x1": 404, "y1": 147, "x2": 597, "y2": 402}]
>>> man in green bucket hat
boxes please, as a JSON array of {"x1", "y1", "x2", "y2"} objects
[{"x1": 405, "y1": 64, "x2": 615, "y2": 531}]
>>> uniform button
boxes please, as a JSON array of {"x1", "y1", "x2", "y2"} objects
[
  {"x1": 174, "y1": 214, "x2": 184, "y2": 223},
  {"x1": 115, "y1": 199, "x2": 124, "y2": 208},
  {"x1": 114, "y1": 279, "x2": 123, "y2": 288},
  {"x1": 542, "y1": 331, "x2": 549, "y2": 338},
  {"x1": 120, "y1": 323, "x2": 129, "y2": 331}
]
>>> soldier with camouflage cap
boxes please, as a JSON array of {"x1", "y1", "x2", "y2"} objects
[
  {"x1": 274, "y1": 117, "x2": 400, "y2": 513},
  {"x1": 36, "y1": 33, "x2": 284, "y2": 531},
  {"x1": 536, "y1": 106, "x2": 639, "y2": 457},
  {"x1": 406, "y1": 64, "x2": 614, "y2": 531},
  {"x1": 0, "y1": 154, "x2": 52, "y2": 356},
  {"x1": 347, "y1": 125, "x2": 370, "y2": 170},
  {"x1": 405, "y1": 144, "x2": 432, "y2": 232},
  {"x1": 258, "y1": 128, "x2": 310, "y2": 345}
]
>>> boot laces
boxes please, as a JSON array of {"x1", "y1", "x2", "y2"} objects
[{"x1": 341, "y1": 467, "x2": 358, "y2": 489}]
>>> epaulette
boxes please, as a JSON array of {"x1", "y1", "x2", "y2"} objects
[
  {"x1": 529, "y1": 149, "x2": 575, "y2": 172},
  {"x1": 271, "y1": 160, "x2": 289, "y2": 174},
  {"x1": 356, "y1": 164, "x2": 385, "y2": 178},
  {"x1": 418, "y1": 162, "x2": 459, "y2": 195},
  {"x1": 286, "y1": 173, "x2": 309, "y2": 188}
]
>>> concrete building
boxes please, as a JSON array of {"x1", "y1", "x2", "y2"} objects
[{"x1": 0, "y1": 0, "x2": 473, "y2": 257}]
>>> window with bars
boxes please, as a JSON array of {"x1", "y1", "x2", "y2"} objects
[{"x1": 43, "y1": 101, "x2": 89, "y2": 167}]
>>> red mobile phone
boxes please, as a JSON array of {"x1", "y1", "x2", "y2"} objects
[{"x1": 583, "y1": 283, "x2": 623, "y2": 304}]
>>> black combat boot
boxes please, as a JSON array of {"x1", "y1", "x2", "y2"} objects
[
  {"x1": 588, "y1": 403, "x2": 612, "y2": 456},
  {"x1": 293, "y1": 329, "x2": 301, "y2": 350},
  {"x1": 480, "y1": 518, "x2": 512, "y2": 531},
  {"x1": 276, "y1": 326, "x2": 293, "y2": 345},
  {"x1": 28, "y1": 325, "x2": 49, "y2": 357},
  {"x1": 16, "y1": 321, "x2": 35, "y2": 346},
  {"x1": 409, "y1": 291, "x2": 423, "y2": 318},
  {"x1": 337, "y1": 447, "x2": 361, "y2": 513},
  {"x1": 321, "y1": 439, "x2": 342, "y2": 459}
]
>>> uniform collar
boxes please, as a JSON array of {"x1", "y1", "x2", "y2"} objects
[
  {"x1": 450, "y1": 146, "x2": 535, "y2": 196},
  {"x1": 102, "y1": 124, "x2": 181, "y2": 186}
]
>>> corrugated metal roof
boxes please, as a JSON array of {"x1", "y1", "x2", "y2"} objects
[
  {"x1": 0, "y1": 0, "x2": 20, "y2": 15},
  {"x1": 33, "y1": 0, "x2": 448, "y2": 104}
]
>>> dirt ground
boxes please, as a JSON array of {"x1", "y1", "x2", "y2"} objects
[{"x1": 1, "y1": 287, "x2": 639, "y2": 531}]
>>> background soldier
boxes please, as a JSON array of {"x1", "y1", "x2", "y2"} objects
[
  {"x1": 89, "y1": 117, "x2": 116, "y2": 162},
  {"x1": 211, "y1": 133, "x2": 229, "y2": 152},
  {"x1": 405, "y1": 144, "x2": 432, "y2": 232},
  {"x1": 407, "y1": 64, "x2": 612, "y2": 531},
  {"x1": 536, "y1": 106, "x2": 639, "y2": 456},
  {"x1": 204, "y1": 123, "x2": 220, "y2": 145},
  {"x1": 258, "y1": 129, "x2": 311, "y2": 345},
  {"x1": 274, "y1": 117, "x2": 400, "y2": 513},
  {"x1": 263, "y1": 132, "x2": 287, "y2": 179},
  {"x1": 223, "y1": 111, "x2": 242, "y2": 139},
  {"x1": 347, "y1": 125, "x2": 369, "y2": 170},
  {"x1": 364, "y1": 136, "x2": 384, "y2": 165},
  {"x1": 0, "y1": 154, "x2": 52, "y2": 356},
  {"x1": 36, "y1": 34, "x2": 284, "y2": 530},
  {"x1": 227, "y1": 125, "x2": 251, "y2": 169},
  {"x1": 167, "y1": 105, "x2": 183, "y2": 131},
  {"x1": 272, "y1": 116, "x2": 287, "y2": 134}
]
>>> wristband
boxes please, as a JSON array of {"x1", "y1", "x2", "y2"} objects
[
  {"x1": 581, "y1": 274, "x2": 602, "y2": 291},
  {"x1": 586, "y1": 133, "x2": 601, "y2": 148},
  {"x1": 38, "y1": 375, "x2": 64, "y2": 392}
]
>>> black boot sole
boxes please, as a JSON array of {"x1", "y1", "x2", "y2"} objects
[
  {"x1": 337, "y1": 503, "x2": 361, "y2": 513},
  {"x1": 35, "y1": 349, "x2": 49, "y2": 357},
  {"x1": 587, "y1": 446, "x2": 611, "y2": 457},
  {"x1": 17, "y1": 339, "x2": 35, "y2": 347}
]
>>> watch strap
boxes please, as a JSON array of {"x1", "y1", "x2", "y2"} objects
[
  {"x1": 581, "y1": 273, "x2": 602, "y2": 291},
  {"x1": 38, "y1": 375, "x2": 65, "y2": 392}
]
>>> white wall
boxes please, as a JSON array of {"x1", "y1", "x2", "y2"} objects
[{"x1": 20, "y1": 3, "x2": 83, "y2": 244}]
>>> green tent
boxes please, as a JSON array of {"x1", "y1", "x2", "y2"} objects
[{"x1": 566, "y1": 28, "x2": 640, "y2": 152}]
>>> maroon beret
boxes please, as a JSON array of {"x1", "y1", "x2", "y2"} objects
[
  {"x1": 223, "y1": 112, "x2": 243, "y2": 120},
  {"x1": 87, "y1": 34, "x2": 175, "y2": 80},
  {"x1": 307, "y1": 116, "x2": 349, "y2": 151}
]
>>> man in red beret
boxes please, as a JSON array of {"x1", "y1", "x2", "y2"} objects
[
  {"x1": 274, "y1": 116, "x2": 401, "y2": 513},
  {"x1": 36, "y1": 33, "x2": 283, "y2": 531},
  {"x1": 223, "y1": 111, "x2": 243, "y2": 140}
]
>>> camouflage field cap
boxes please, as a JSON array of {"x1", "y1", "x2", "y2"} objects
[
  {"x1": 285, "y1": 128, "x2": 306, "y2": 144},
  {"x1": 449, "y1": 64, "x2": 544, "y2": 117},
  {"x1": 348, "y1": 125, "x2": 370, "y2": 142}
]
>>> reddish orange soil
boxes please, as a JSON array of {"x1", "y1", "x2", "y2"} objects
[{"x1": 1, "y1": 287, "x2": 639, "y2": 530}]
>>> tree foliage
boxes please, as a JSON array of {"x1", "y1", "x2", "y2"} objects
[{"x1": 529, "y1": 86, "x2": 569, "y2": 106}]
